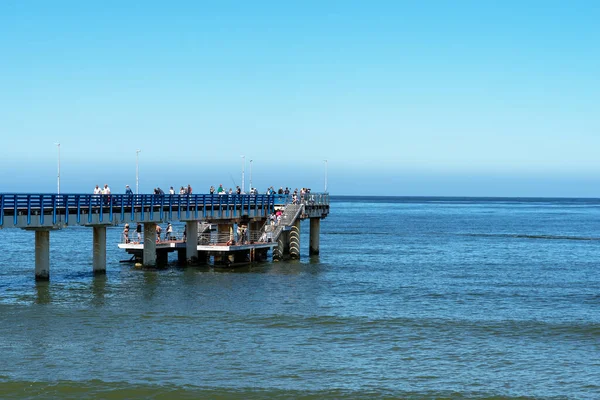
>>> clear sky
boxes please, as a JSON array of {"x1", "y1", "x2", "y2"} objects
[{"x1": 1, "y1": 1, "x2": 599, "y2": 196}]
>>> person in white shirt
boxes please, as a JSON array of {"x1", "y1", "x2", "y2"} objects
[
  {"x1": 102, "y1": 184, "x2": 111, "y2": 204},
  {"x1": 93, "y1": 185, "x2": 102, "y2": 205}
]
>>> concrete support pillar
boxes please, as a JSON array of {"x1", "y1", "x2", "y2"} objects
[
  {"x1": 275, "y1": 230, "x2": 290, "y2": 260},
  {"x1": 290, "y1": 220, "x2": 301, "y2": 259},
  {"x1": 35, "y1": 230, "x2": 50, "y2": 281},
  {"x1": 92, "y1": 226, "x2": 107, "y2": 275},
  {"x1": 273, "y1": 232, "x2": 282, "y2": 260},
  {"x1": 309, "y1": 218, "x2": 321, "y2": 255},
  {"x1": 186, "y1": 221, "x2": 198, "y2": 261},
  {"x1": 282, "y1": 231, "x2": 291, "y2": 255},
  {"x1": 143, "y1": 223, "x2": 157, "y2": 267}
]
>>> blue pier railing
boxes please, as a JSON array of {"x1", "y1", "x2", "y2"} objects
[{"x1": 0, "y1": 193, "x2": 330, "y2": 228}]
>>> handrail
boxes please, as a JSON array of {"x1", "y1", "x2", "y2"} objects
[{"x1": 0, "y1": 193, "x2": 330, "y2": 227}]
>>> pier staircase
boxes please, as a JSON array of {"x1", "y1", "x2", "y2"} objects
[
  {"x1": 272, "y1": 203, "x2": 303, "y2": 241},
  {"x1": 256, "y1": 203, "x2": 304, "y2": 243}
]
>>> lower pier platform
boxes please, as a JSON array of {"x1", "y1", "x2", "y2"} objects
[{"x1": 118, "y1": 240, "x2": 276, "y2": 267}]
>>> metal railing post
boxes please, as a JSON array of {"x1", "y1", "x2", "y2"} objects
[{"x1": 27, "y1": 195, "x2": 32, "y2": 225}]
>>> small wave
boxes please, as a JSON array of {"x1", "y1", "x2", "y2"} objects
[
  {"x1": 458, "y1": 233, "x2": 600, "y2": 241},
  {"x1": 326, "y1": 231, "x2": 389, "y2": 236},
  {"x1": 228, "y1": 314, "x2": 600, "y2": 341}
]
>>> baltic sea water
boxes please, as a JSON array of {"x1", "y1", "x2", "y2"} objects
[{"x1": 0, "y1": 196, "x2": 599, "y2": 399}]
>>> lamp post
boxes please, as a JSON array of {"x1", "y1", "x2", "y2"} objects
[
  {"x1": 324, "y1": 159, "x2": 328, "y2": 193},
  {"x1": 55, "y1": 143, "x2": 60, "y2": 194},
  {"x1": 249, "y1": 159, "x2": 253, "y2": 193},
  {"x1": 241, "y1": 155, "x2": 245, "y2": 193},
  {"x1": 136, "y1": 149, "x2": 141, "y2": 194}
]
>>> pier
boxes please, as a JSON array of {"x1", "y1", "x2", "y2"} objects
[{"x1": 0, "y1": 193, "x2": 330, "y2": 280}]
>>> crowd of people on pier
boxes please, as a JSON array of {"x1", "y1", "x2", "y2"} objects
[{"x1": 98, "y1": 182, "x2": 314, "y2": 201}]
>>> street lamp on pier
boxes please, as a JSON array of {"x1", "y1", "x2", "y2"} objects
[
  {"x1": 241, "y1": 155, "x2": 246, "y2": 193},
  {"x1": 55, "y1": 143, "x2": 60, "y2": 194},
  {"x1": 249, "y1": 159, "x2": 253, "y2": 193},
  {"x1": 324, "y1": 159, "x2": 328, "y2": 193},
  {"x1": 136, "y1": 149, "x2": 141, "y2": 194}
]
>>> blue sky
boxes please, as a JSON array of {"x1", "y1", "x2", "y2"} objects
[{"x1": 1, "y1": 1, "x2": 599, "y2": 196}]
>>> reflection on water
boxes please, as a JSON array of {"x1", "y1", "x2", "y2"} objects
[
  {"x1": 35, "y1": 281, "x2": 51, "y2": 304},
  {"x1": 91, "y1": 275, "x2": 107, "y2": 307},
  {"x1": 142, "y1": 270, "x2": 159, "y2": 301}
]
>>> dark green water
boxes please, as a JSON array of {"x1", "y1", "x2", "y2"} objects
[{"x1": 1, "y1": 196, "x2": 599, "y2": 399}]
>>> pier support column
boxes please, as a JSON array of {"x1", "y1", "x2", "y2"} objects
[
  {"x1": 92, "y1": 226, "x2": 107, "y2": 275},
  {"x1": 275, "y1": 230, "x2": 290, "y2": 260},
  {"x1": 309, "y1": 218, "x2": 320, "y2": 255},
  {"x1": 186, "y1": 221, "x2": 198, "y2": 262},
  {"x1": 283, "y1": 231, "x2": 291, "y2": 256},
  {"x1": 143, "y1": 223, "x2": 157, "y2": 267},
  {"x1": 35, "y1": 230, "x2": 50, "y2": 281},
  {"x1": 290, "y1": 220, "x2": 301, "y2": 259}
]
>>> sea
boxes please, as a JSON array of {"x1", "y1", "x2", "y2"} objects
[{"x1": 0, "y1": 196, "x2": 598, "y2": 399}]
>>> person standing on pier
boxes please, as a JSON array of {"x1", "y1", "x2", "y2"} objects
[
  {"x1": 166, "y1": 223, "x2": 173, "y2": 241},
  {"x1": 93, "y1": 185, "x2": 102, "y2": 206},
  {"x1": 123, "y1": 224, "x2": 130, "y2": 244},
  {"x1": 125, "y1": 185, "x2": 133, "y2": 206},
  {"x1": 103, "y1": 184, "x2": 111, "y2": 205},
  {"x1": 136, "y1": 223, "x2": 142, "y2": 243},
  {"x1": 156, "y1": 224, "x2": 162, "y2": 242},
  {"x1": 210, "y1": 186, "x2": 215, "y2": 194},
  {"x1": 169, "y1": 186, "x2": 175, "y2": 195},
  {"x1": 187, "y1": 184, "x2": 193, "y2": 195}
]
